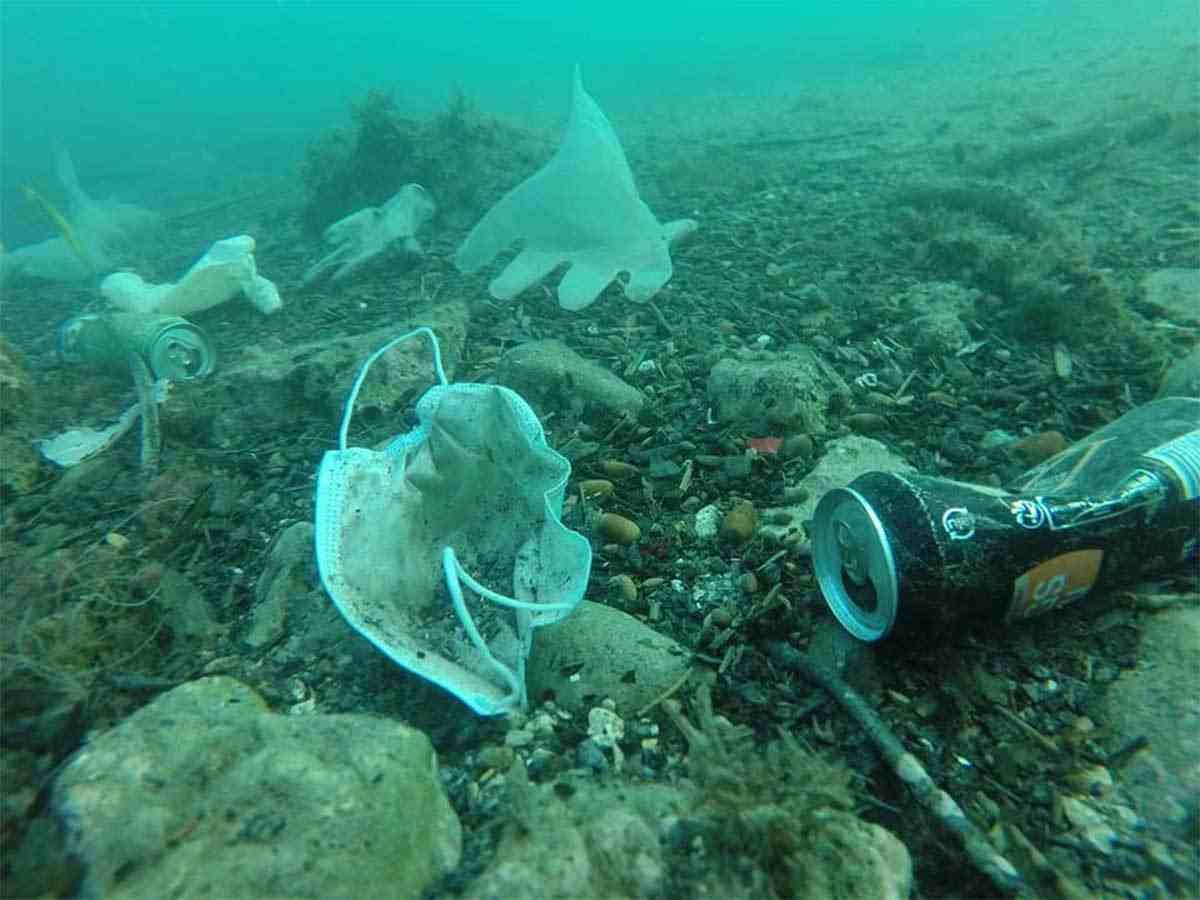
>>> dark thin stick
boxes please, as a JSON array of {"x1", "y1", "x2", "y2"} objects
[
  {"x1": 1105, "y1": 735, "x2": 1149, "y2": 769},
  {"x1": 768, "y1": 642, "x2": 1027, "y2": 896},
  {"x1": 645, "y1": 300, "x2": 674, "y2": 337},
  {"x1": 162, "y1": 190, "x2": 277, "y2": 224}
]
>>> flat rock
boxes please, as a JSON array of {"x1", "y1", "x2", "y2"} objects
[
  {"x1": 527, "y1": 601, "x2": 691, "y2": 715},
  {"x1": 1141, "y1": 268, "x2": 1200, "y2": 326},
  {"x1": 1099, "y1": 606, "x2": 1200, "y2": 836}
]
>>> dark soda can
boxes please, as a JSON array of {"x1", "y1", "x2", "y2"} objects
[
  {"x1": 57, "y1": 312, "x2": 215, "y2": 381},
  {"x1": 812, "y1": 397, "x2": 1199, "y2": 641}
]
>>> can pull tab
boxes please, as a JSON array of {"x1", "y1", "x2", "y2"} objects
[
  {"x1": 836, "y1": 519, "x2": 870, "y2": 587},
  {"x1": 162, "y1": 339, "x2": 206, "y2": 378}
]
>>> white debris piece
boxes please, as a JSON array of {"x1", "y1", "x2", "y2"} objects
[
  {"x1": 102, "y1": 235, "x2": 281, "y2": 316},
  {"x1": 303, "y1": 184, "x2": 435, "y2": 285}
]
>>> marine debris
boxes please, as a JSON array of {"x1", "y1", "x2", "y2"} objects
[
  {"x1": 0, "y1": 148, "x2": 158, "y2": 284},
  {"x1": 101, "y1": 235, "x2": 281, "y2": 316},
  {"x1": 302, "y1": 184, "x2": 435, "y2": 285},
  {"x1": 455, "y1": 67, "x2": 697, "y2": 310}
]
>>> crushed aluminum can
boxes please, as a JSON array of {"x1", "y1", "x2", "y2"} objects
[
  {"x1": 58, "y1": 312, "x2": 214, "y2": 381},
  {"x1": 813, "y1": 398, "x2": 1199, "y2": 641}
]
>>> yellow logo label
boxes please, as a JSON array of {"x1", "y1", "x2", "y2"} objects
[{"x1": 1009, "y1": 549, "x2": 1104, "y2": 621}]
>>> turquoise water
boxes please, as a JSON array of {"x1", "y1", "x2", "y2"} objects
[{"x1": 0, "y1": 0, "x2": 1189, "y2": 244}]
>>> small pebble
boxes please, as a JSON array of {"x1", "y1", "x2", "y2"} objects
[
  {"x1": 477, "y1": 744, "x2": 516, "y2": 772},
  {"x1": 782, "y1": 485, "x2": 809, "y2": 503},
  {"x1": 981, "y1": 428, "x2": 1017, "y2": 450},
  {"x1": 940, "y1": 429, "x2": 972, "y2": 464},
  {"x1": 596, "y1": 512, "x2": 641, "y2": 545},
  {"x1": 575, "y1": 738, "x2": 609, "y2": 773},
  {"x1": 609, "y1": 574, "x2": 639, "y2": 606},
  {"x1": 526, "y1": 747, "x2": 560, "y2": 780},
  {"x1": 780, "y1": 433, "x2": 814, "y2": 460},
  {"x1": 600, "y1": 459, "x2": 639, "y2": 480},
  {"x1": 706, "y1": 607, "x2": 733, "y2": 628},
  {"x1": 1053, "y1": 342, "x2": 1073, "y2": 379},
  {"x1": 944, "y1": 358, "x2": 974, "y2": 384},
  {"x1": 720, "y1": 500, "x2": 759, "y2": 543},
  {"x1": 588, "y1": 706, "x2": 625, "y2": 747},
  {"x1": 1011, "y1": 430, "x2": 1068, "y2": 466},
  {"x1": 845, "y1": 412, "x2": 888, "y2": 434},
  {"x1": 104, "y1": 532, "x2": 130, "y2": 551},
  {"x1": 505, "y1": 728, "x2": 534, "y2": 748},
  {"x1": 1066, "y1": 765, "x2": 1114, "y2": 798},
  {"x1": 694, "y1": 504, "x2": 723, "y2": 540},
  {"x1": 578, "y1": 479, "x2": 615, "y2": 498}
]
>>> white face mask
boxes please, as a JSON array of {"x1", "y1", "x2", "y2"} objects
[{"x1": 315, "y1": 327, "x2": 591, "y2": 715}]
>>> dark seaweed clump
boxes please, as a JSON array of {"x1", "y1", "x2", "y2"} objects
[{"x1": 300, "y1": 87, "x2": 544, "y2": 236}]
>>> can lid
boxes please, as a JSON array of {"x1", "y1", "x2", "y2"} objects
[
  {"x1": 148, "y1": 322, "x2": 215, "y2": 381},
  {"x1": 812, "y1": 486, "x2": 900, "y2": 642}
]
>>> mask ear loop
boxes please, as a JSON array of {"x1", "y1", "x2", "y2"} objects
[
  {"x1": 336, "y1": 326, "x2": 449, "y2": 450},
  {"x1": 442, "y1": 546, "x2": 578, "y2": 709}
]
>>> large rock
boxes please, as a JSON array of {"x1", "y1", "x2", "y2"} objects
[
  {"x1": 464, "y1": 753, "x2": 911, "y2": 900},
  {"x1": 49, "y1": 677, "x2": 460, "y2": 900},
  {"x1": 465, "y1": 774, "x2": 670, "y2": 900}
]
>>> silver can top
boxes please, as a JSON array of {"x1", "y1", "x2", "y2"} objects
[
  {"x1": 812, "y1": 486, "x2": 900, "y2": 642},
  {"x1": 147, "y1": 321, "x2": 215, "y2": 381}
]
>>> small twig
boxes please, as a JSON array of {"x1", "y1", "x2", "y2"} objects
[
  {"x1": 1105, "y1": 735, "x2": 1150, "y2": 769},
  {"x1": 994, "y1": 704, "x2": 1059, "y2": 754},
  {"x1": 644, "y1": 300, "x2": 675, "y2": 337},
  {"x1": 162, "y1": 189, "x2": 276, "y2": 224},
  {"x1": 754, "y1": 548, "x2": 790, "y2": 574},
  {"x1": 602, "y1": 412, "x2": 636, "y2": 444},
  {"x1": 635, "y1": 663, "x2": 696, "y2": 718},
  {"x1": 769, "y1": 642, "x2": 1027, "y2": 896}
]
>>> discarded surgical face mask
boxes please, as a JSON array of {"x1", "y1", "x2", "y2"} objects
[{"x1": 315, "y1": 327, "x2": 592, "y2": 715}]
